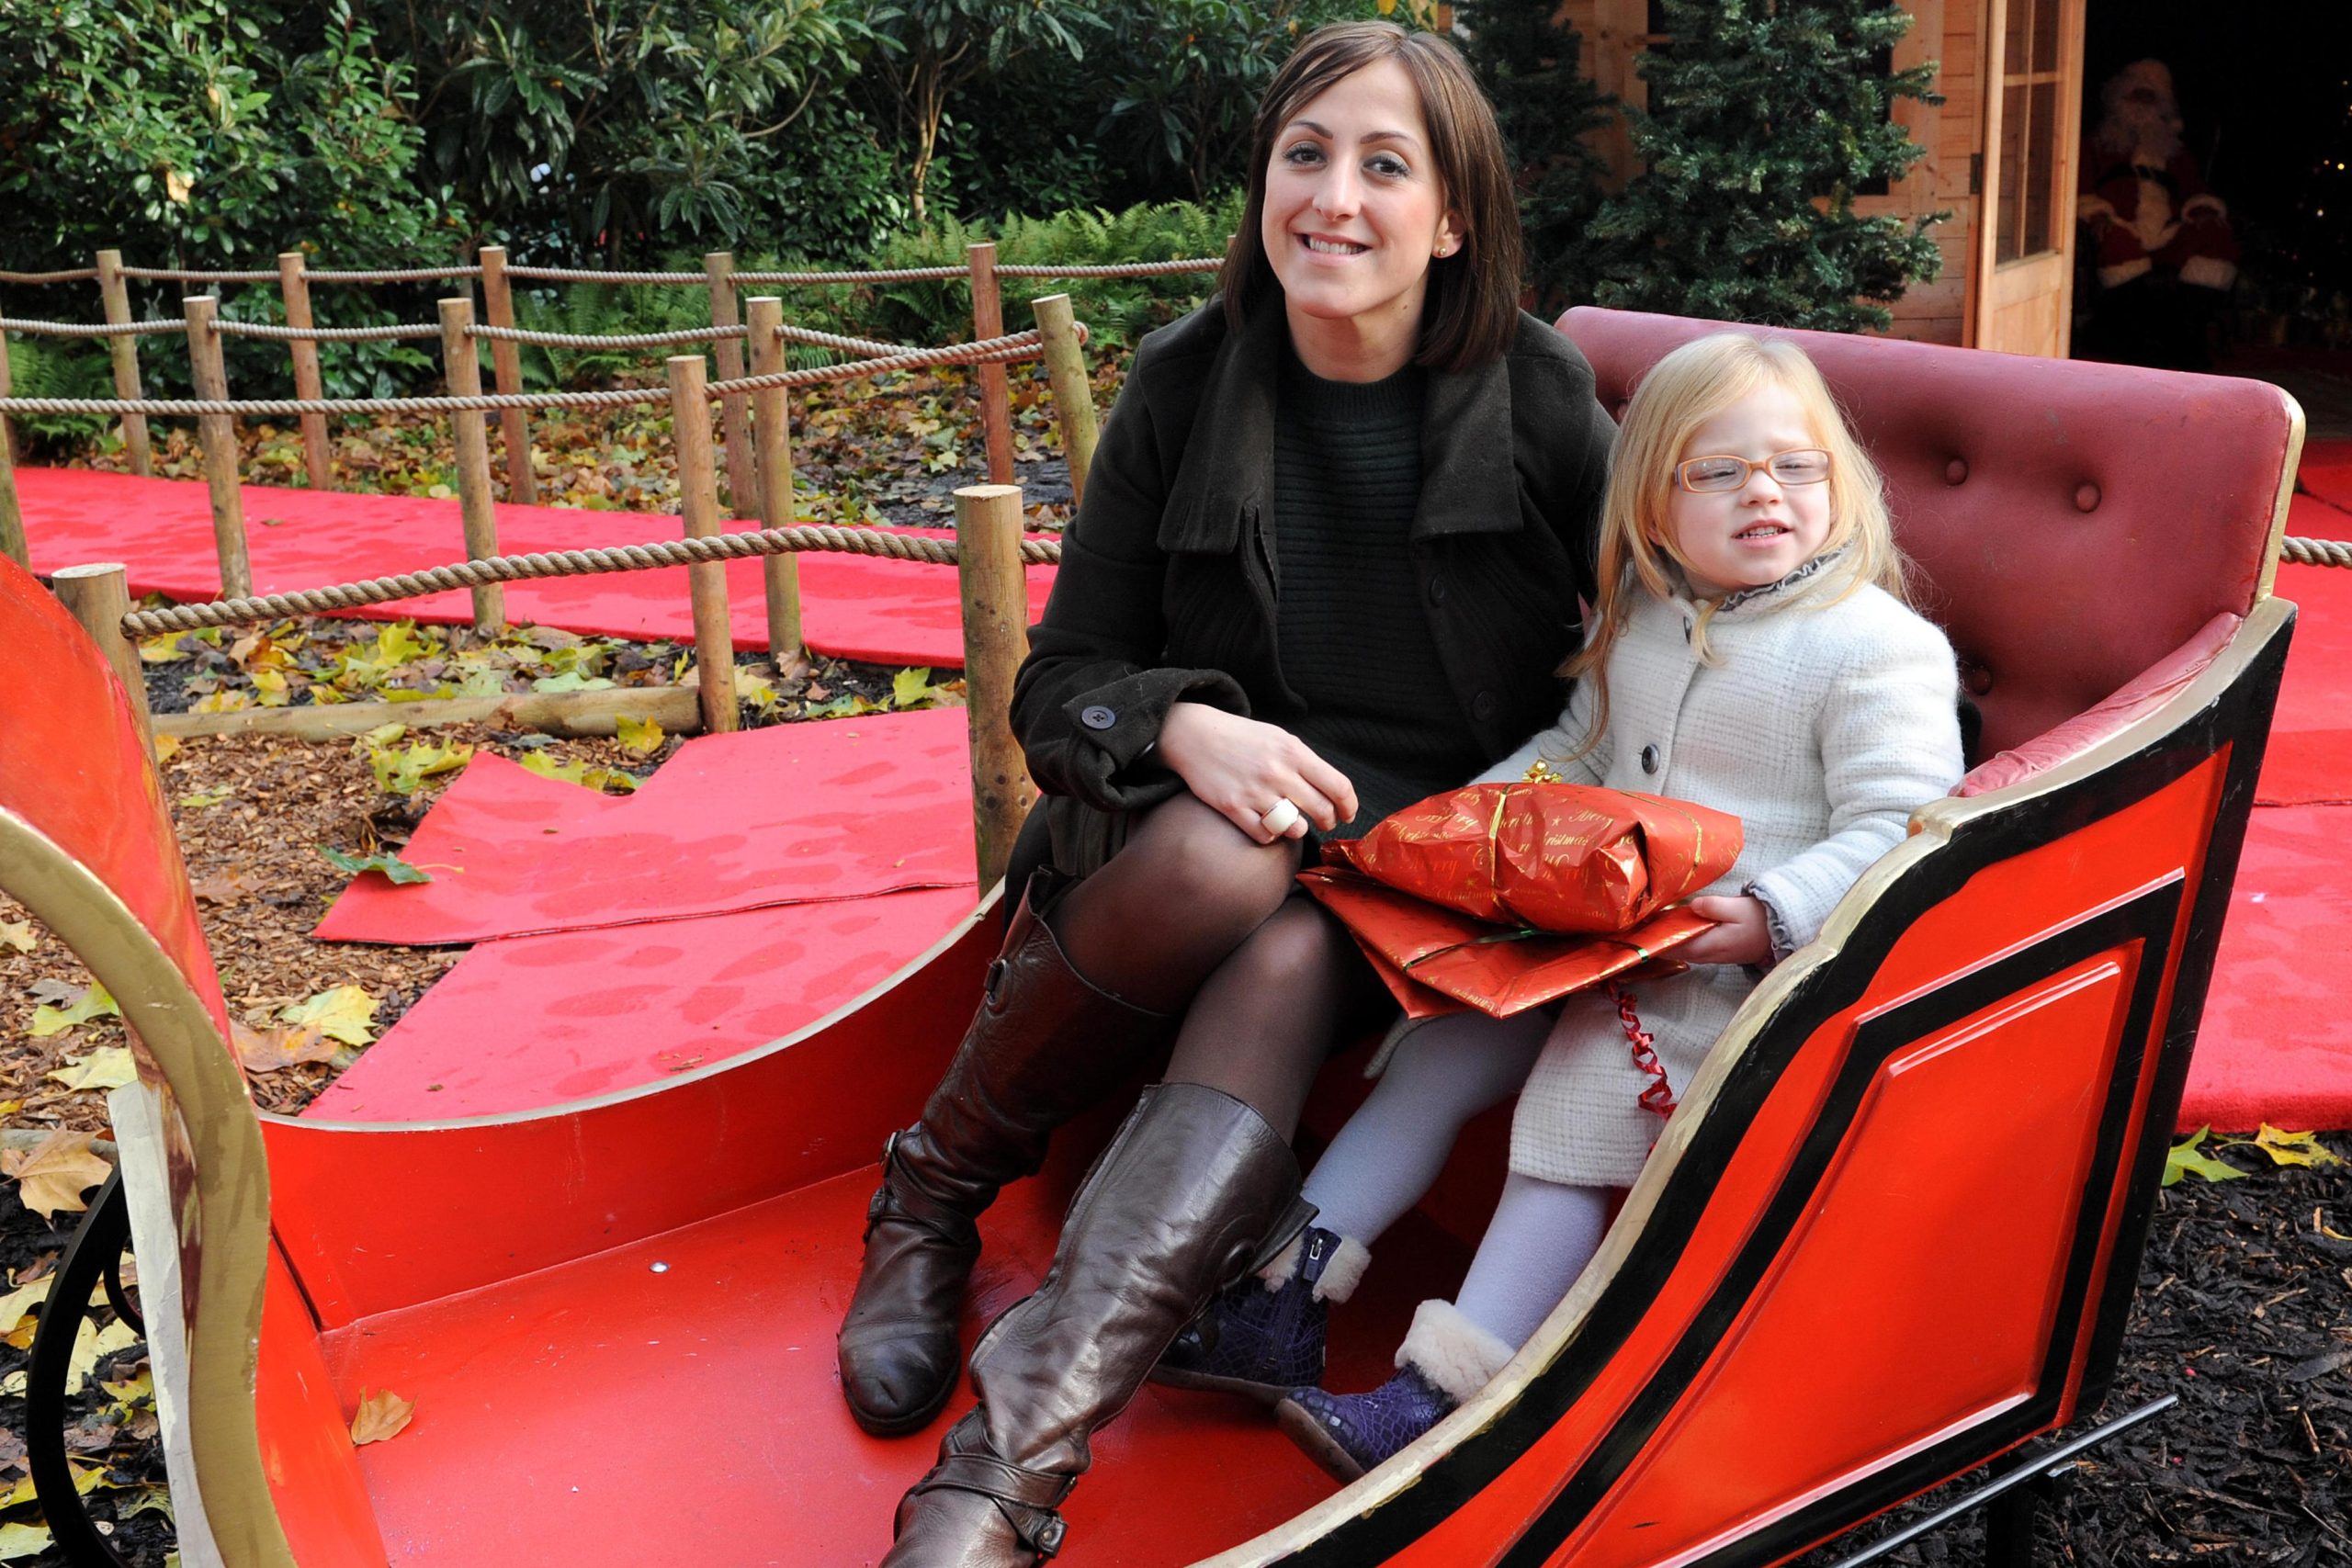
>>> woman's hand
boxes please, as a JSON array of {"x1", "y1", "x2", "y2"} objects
[
  {"x1": 1156, "y1": 701, "x2": 1359, "y2": 845},
  {"x1": 1678, "y1": 895, "x2": 1772, "y2": 966}
]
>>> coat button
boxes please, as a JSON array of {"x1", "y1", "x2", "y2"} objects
[
  {"x1": 1080, "y1": 705, "x2": 1117, "y2": 730},
  {"x1": 1641, "y1": 744, "x2": 1661, "y2": 774},
  {"x1": 1472, "y1": 690, "x2": 1499, "y2": 722},
  {"x1": 1427, "y1": 574, "x2": 1449, "y2": 608}
]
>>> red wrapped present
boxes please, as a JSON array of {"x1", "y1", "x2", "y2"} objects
[{"x1": 1299, "y1": 781, "x2": 1742, "y2": 1020}]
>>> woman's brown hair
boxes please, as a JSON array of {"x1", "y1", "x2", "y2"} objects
[{"x1": 1219, "y1": 20, "x2": 1525, "y2": 373}]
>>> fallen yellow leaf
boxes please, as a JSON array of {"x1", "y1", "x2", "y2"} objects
[
  {"x1": 350, "y1": 1387, "x2": 416, "y2": 1445},
  {"x1": 0, "y1": 1274, "x2": 53, "y2": 1335},
  {"x1": 233, "y1": 1021, "x2": 340, "y2": 1073},
  {"x1": 2, "y1": 1133, "x2": 114, "y2": 1220},
  {"x1": 153, "y1": 734, "x2": 182, "y2": 764},
  {"x1": 0, "y1": 919, "x2": 33, "y2": 953},
  {"x1": 615, "y1": 713, "x2": 664, "y2": 755},
  {"x1": 0, "y1": 1521, "x2": 53, "y2": 1562},
  {"x1": 66, "y1": 1317, "x2": 140, "y2": 1396},
  {"x1": 28, "y1": 981, "x2": 119, "y2": 1037},
  {"x1": 46, "y1": 1046, "x2": 138, "y2": 1093},
  {"x1": 278, "y1": 985, "x2": 379, "y2": 1047}
]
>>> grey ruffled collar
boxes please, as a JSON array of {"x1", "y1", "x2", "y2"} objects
[{"x1": 1709, "y1": 549, "x2": 1845, "y2": 615}]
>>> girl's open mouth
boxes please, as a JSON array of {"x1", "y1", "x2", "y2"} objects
[{"x1": 1735, "y1": 524, "x2": 1791, "y2": 541}]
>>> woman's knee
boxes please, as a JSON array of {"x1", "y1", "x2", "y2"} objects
[{"x1": 1121, "y1": 794, "x2": 1300, "y2": 928}]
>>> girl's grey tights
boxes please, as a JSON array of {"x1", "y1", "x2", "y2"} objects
[{"x1": 1300, "y1": 1008, "x2": 1614, "y2": 1350}]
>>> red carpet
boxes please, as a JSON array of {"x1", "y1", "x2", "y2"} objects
[
  {"x1": 2260, "y1": 499, "x2": 2352, "y2": 807},
  {"x1": 315, "y1": 706, "x2": 976, "y2": 945},
  {"x1": 2299, "y1": 437, "x2": 2352, "y2": 515},
  {"x1": 303, "y1": 886, "x2": 978, "y2": 1122},
  {"x1": 2183, "y1": 806, "x2": 2352, "y2": 1133},
  {"x1": 12, "y1": 468, "x2": 1055, "y2": 668}
]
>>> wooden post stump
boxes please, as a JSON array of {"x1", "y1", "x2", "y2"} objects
[
  {"x1": 0, "y1": 333, "x2": 23, "y2": 570},
  {"x1": 277, "y1": 253, "x2": 333, "y2": 489},
  {"x1": 96, "y1": 250, "x2": 153, "y2": 477},
  {"x1": 1031, "y1": 294, "x2": 1098, "y2": 509},
  {"x1": 668, "y1": 355, "x2": 738, "y2": 734},
  {"x1": 52, "y1": 563, "x2": 156, "y2": 768},
  {"x1": 744, "y1": 297, "x2": 808, "y2": 676},
  {"x1": 438, "y1": 299, "x2": 505, "y2": 635},
  {"x1": 704, "y1": 252, "x2": 757, "y2": 516},
  {"x1": 476, "y1": 245, "x2": 537, "y2": 504},
  {"x1": 967, "y1": 243, "x2": 1015, "y2": 486},
  {"x1": 955, "y1": 483, "x2": 1035, "y2": 892},
  {"x1": 180, "y1": 297, "x2": 252, "y2": 600}
]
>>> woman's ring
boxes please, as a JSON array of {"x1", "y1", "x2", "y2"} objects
[{"x1": 1260, "y1": 797, "x2": 1303, "y2": 836}]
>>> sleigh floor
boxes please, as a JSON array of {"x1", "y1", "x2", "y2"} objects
[{"x1": 314, "y1": 1155, "x2": 1464, "y2": 1567}]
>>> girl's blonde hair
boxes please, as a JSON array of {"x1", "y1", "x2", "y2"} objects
[{"x1": 1560, "y1": 333, "x2": 1913, "y2": 754}]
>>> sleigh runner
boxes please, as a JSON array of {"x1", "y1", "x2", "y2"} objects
[{"x1": 4, "y1": 307, "x2": 2303, "y2": 1565}]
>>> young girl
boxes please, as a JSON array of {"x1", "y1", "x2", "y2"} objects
[{"x1": 1153, "y1": 332, "x2": 1967, "y2": 1479}]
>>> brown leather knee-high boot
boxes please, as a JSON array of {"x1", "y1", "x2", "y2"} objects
[
  {"x1": 879, "y1": 1082, "x2": 1310, "y2": 1567},
  {"x1": 839, "y1": 874, "x2": 1175, "y2": 1437}
]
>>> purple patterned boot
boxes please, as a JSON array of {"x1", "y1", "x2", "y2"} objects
[
  {"x1": 1275, "y1": 1300, "x2": 1515, "y2": 1483},
  {"x1": 1153, "y1": 1225, "x2": 1369, "y2": 1404}
]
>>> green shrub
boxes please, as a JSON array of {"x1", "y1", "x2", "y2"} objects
[{"x1": 3, "y1": 335, "x2": 117, "y2": 451}]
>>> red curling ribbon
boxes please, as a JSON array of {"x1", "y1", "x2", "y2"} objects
[{"x1": 1610, "y1": 983, "x2": 1677, "y2": 1120}]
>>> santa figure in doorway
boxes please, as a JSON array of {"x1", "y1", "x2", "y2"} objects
[{"x1": 2077, "y1": 59, "x2": 2238, "y2": 365}]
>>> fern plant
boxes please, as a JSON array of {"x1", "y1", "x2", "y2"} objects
[{"x1": 4, "y1": 336, "x2": 116, "y2": 447}]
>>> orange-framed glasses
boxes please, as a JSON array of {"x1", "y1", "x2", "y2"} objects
[{"x1": 1675, "y1": 448, "x2": 1833, "y2": 493}]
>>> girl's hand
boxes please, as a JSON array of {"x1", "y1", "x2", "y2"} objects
[
  {"x1": 1679, "y1": 895, "x2": 1772, "y2": 966},
  {"x1": 1157, "y1": 701, "x2": 1359, "y2": 845}
]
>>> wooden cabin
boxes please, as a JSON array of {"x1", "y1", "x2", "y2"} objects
[{"x1": 1563, "y1": 0, "x2": 2091, "y2": 356}]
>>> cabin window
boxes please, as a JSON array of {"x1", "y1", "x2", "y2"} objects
[{"x1": 1996, "y1": 0, "x2": 2067, "y2": 262}]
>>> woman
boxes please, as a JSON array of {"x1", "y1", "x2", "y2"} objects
[{"x1": 841, "y1": 21, "x2": 1617, "y2": 1566}]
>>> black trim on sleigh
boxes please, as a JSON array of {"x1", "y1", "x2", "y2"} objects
[{"x1": 1272, "y1": 605, "x2": 2292, "y2": 1568}]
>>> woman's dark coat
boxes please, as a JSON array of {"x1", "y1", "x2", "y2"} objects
[{"x1": 1010, "y1": 297, "x2": 1617, "y2": 840}]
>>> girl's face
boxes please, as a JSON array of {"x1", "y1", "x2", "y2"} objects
[
  {"x1": 1261, "y1": 59, "x2": 1463, "y2": 372},
  {"x1": 1660, "y1": 383, "x2": 1836, "y2": 598}
]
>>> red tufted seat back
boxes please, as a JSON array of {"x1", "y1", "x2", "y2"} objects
[{"x1": 1555, "y1": 308, "x2": 2300, "y2": 760}]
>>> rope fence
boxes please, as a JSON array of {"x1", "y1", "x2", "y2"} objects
[
  {"x1": 0, "y1": 316, "x2": 187, "y2": 337},
  {"x1": 117, "y1": 522, "x2": 1063, "y2": 638},
  {"x1": 117, "y1": 266, "x2": 282, "y2": 284},
  {"x1": 2284, "y1": 536, "x2": 2352, "y2": 569},
  {"x1": 0, "y1": 267, "x2": 100, "y2": 285},
  {"x1": 468, "y1": 321, "x2": 750, "y2": 349},
  {"x1": 0, "y1": 329, "x2": 1061, "y2": 419},
  {"x1": 996, "y1": 258, "x2": 1222, "y2": 278},
  {"x1": 212, "y1": 320, "x2": 444, "y2": 343}
]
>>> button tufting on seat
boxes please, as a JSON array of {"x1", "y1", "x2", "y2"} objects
[
  {"x1": 1945, "y1": 458, "x2": 1968, "y2": 485},
  {"x1": 2075, "y1": 482, "x2": 2101, "y2": 513},
  {"x1": 1963, "y1": 663, "x2": 1994, "y2": 696}
]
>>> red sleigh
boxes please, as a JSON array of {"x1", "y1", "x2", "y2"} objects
[{"x1": 4, "y1": 307, "x2": 2301, "y2": 1566}]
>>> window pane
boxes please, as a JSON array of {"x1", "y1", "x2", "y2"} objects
[
  {"x1": 2023, "y1": 81, "x2": 2057, "y2": 254},
  {"x1": 2005, "y1": 0, "x2": 2031, "y2": 75},
  {"x1": 2031, "y1": 0, "x2": 2062, "y2": 74},
  {"x1": 1997, "y1": 82, "x2": 2028, "y2": 263}
]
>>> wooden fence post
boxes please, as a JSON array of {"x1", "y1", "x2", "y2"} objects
[
  {"x1": 1030, "y1": 293, "x2": 1098, "y2": 510},
  {"x1": 955, "y1": 482, "x2": 1035, "y2": 892},
  {"x1": 704, "y1": 252, "x2": 757, "y2": 516},
  {"x1": 277, "y1": 252, "x2": 334, "y2": 489},
  {"x1": 743, "y1": 297, "x2": 808, "y2": 676},
  {"x1": 96, "y1": 250, "x2": 153, "y2": 477},
  {"x1": 477, "y1": 245, "x2": 537, "y2": 504},
  {"x1": 966, "y1": 242, "x2": 1015, "y2": 486},
  {"x1": 52, "y1": 563, "x2": 156, "y2": 768},
  {"x1": 0, "y1": 331, "x2": 24, "y2": 570},
  {"x1": 668, "y1": 354, "x2": 738, "y2": 734},
  {"x1": 180, "y1": 297, "x2": 252, "y2": 600},
  {"x1": 437, "y1": 298, "x2": 505, "y2": 636}
]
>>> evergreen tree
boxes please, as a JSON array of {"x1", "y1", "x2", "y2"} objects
[
  {"x1": 1457, "y1": 0, "x2": 1617, "y2": 312},
  {"x1": 1591, "y1": 0, "x2": 1944, "y2": 331}
]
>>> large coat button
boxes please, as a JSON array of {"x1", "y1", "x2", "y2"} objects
[
  {"x1": 1640, "y1": 744, "x2": 1661, "y2": 774},
  {"x1": 1427, "y1": 574, "x2": 1449, "y2": 607},
  {"x1": 1472, "y1": 691, "x2": 1499, "y2": 722},
  {"x1": 1080, "y1": 705, "x2": 1117, "y2": 731}
]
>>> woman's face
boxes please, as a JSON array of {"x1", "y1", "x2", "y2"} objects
[{"x1": 1261, "y1": 59, "x2": 1462, "y2": 363}]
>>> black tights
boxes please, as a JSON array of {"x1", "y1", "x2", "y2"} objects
[{"x1": 1046, "y1": 794, "x2": 1384, "y2": 1139}]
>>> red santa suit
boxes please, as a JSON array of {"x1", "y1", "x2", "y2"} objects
[{"x1": 2078, "y1": 59, "x2": 2238, "y2": 292}]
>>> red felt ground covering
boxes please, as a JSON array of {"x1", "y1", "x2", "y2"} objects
[
  {"x1": 2299, "y1": 437, "x2": 2352, "y2": 514},
  {"x1": 11, "y1": 467, "x2": 1055, "y2": 668},
  {"x1": 314, "y1": 705, "x2": 975, "y2": 945},
  {"x1": 303, "y1": 886, "x2": 977, "y2": 1122},
  {"x1": 2259, "y1": 498, "x2": 2352, "y2": 807}
]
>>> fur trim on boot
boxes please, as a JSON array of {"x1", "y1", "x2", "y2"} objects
[
  {"x1": 1396, "y1": 1299, "x2": 1515, "y2": 1406},
  {"x1": 1255, "y1": 1232, "x2": 1371, "y2": 1303}
]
